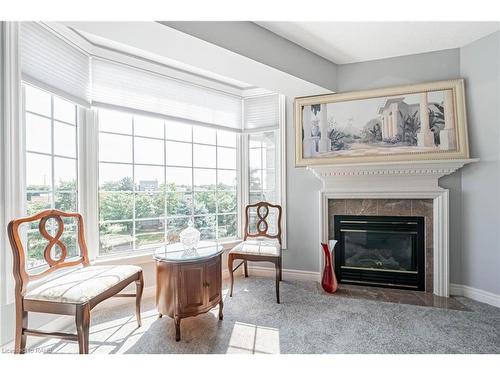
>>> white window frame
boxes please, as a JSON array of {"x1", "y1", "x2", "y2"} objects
[
  {"x1": 94, "y1": 107, "x2": 241, "y2": 258},
  {"x1": 241, "y1": 94, "x2": 287, "y2": 249},
  {"x1": 22, "y1": 83, "x2": 80, "y2": 214}
]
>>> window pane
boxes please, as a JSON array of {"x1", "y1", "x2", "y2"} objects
[
  {"x1": 99, "y1": 221, "x2": 134, "y2": 254},
  {"x1": 250, "y1": 169, "x2": 262, "y2": 191},
  {"x1": 263, "y1": 148, "x2": 276, "y2": 169},
  {"x1": 25, "y1": 113, "x2": 51, "y2": 153},
  {"x1": 218, "y1": 214, "x2": 237, "y2": 238},
  {"x1": 134, "y1": 116, "x2": 164, "y2": 138},
  {"x1": 262, "y1": 191, "x2": 276, "y2": 204},
  {"x1": 60, "y1": 225, "x2": 80, "y2": 259},
  {"x1": 166, "y1": 141, "x2": 192, "y2": 166},
  {"x1": 54, "y1": 96, "x2": 76, "y2": 124},
  {"x1": 217, "y1": 130, "x2": 236, "y2": 147},
  {"x1": 26, "y1": 153, "x2": 52, "y2": 190},
  {"x1": 134, "y1": 137, "x2": 164, "y2": 165},
  {"x1": 194, "y1": 191, "x2": 216, "y2": 215},
  {"x1": 249, "y1": 148, "x2": 261, "y2": 169},
  {"x1": 135, "y1": 221, "x2": 165, "y2": 250},
  {"x1": 99, "y1": 192, "x2": 133, "y2": 221},
  {"x1": 167, "y1": 216, "x2": 189, "y2": 243},
  {"x1": 99, "y1": 133, "x2": 132, "y2": 163},
  {"x1": 99, "y1": 163, "x2": 133, "y2": 191},
  {"x1": 218, "y1": 191, "x2": 237, "y2": 213},
  {"x1": 135, "y1": 165, "x2": 164, "y2": 191},
  {"x1": 167, "y1": 192, "x2": 192, "y2": 217},
  {"x1": 194, "y1": 215, "x2": 216, "y2": 240},
  {"x1": 194, "y1": 169, "x2": 216, "y2": 191},
  {"x1": 166, "y1": 121, "x2": 191, "y2": 142},
  {"x1": 193, "y1": 126, "x2": 216, "y2": 144},
  {"x1": 26, "y1": 192, "x2": 52, "y2": 215},
  {"x1": 166, "y1": 167, "x2": 192, "y2": 192},
  {"x1": 249, "y1": 192, "x2": 263, "y2": 204},
  {"x1": 218, "y1": 170, "x2": 237, "y2": 190},
  {"x1": 25, "y1": 85, "x2": 51, "y2": 116},
  {"x1": 55, "y1": 191, "x2": 77, "y2": 212},
  {"x1": 26, "y1": 228, "x2": 49, "y2": 268},
  {"x1": 99, "y1": 109, "x2": 132, "y2": 134},
  {"x1": 193, "y1": 144, "x2": 216, "y2": 168},
  {"x1": 54, "y1": 157, "x2": 77, "y2": 190},
  {"x1": 54, "y1": 122, "x2": 77, "y2": 157},
  {"x1": 217, "y1": 147, "x2": 236, "y2": 169},
  {"x1": 263, "y1": 169, "x2": 276, "y2": 190},
  {"x1": 135, "y1": 192, "x2": 165, "y2": 219}
]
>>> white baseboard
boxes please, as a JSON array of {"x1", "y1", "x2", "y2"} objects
[
  {"x1": 450, "y1": 283, "x2": 500, "y2": 308},
  {"x1": 247, "y1": 265, "x2": 321, "y2": 282}
]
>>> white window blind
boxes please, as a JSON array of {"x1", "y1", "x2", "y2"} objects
[
  {"x1": 20, "y1": 22, "x2": 90, "y2": 106},
  {"x1": 92, "y1": 58, "x2": 243, "y2": 130},
  {"x1": 243, "y1": 94, "x2": 280, "y2": 130}
]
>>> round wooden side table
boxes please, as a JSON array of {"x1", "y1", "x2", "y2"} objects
[{"x1": 154, "y1": 241, "x2": 224, "y2": 341}]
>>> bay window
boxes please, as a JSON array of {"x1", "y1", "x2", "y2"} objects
[
  {"x1": 97, "y1": 108, "x2": 238, "y2": 255},
  {"x1": 17, "y1": 22, "x2": 285, "y2": 261}
]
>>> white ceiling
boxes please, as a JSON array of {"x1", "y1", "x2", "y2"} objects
[{"x1": 256, "y1": 22, "x2": 500, "y2": 64}]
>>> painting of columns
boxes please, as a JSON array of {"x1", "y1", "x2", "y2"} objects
[{"x1": 300, "y1": 87, "x2": 461, "y2": 161}]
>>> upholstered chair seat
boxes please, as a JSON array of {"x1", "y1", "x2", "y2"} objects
[
  {"x1": 230, "y1": 238, "x2": 280, "y2": 257},
  {"x1": 25, "y1": 265, "x2": 143, "y2": 304}
]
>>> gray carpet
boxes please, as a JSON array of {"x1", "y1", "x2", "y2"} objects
[{"x1": 31, "y1": 276, "x2": 500, "y2": 354}]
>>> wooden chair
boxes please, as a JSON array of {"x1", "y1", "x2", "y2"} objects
[
  {"x1": 228, "y1": 202, "x2": 282, "y2": 303},
  {"x1": 7, "y1": 209, "x2": 144, "y2": 354}
]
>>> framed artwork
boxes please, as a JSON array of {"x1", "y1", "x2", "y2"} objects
[{"x1": 294, "y1": 79, "x2": 470, "y2": 166}]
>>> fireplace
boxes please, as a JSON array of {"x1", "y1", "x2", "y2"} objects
[{"x1": 334, "y1": 215, "x2": 425, "y2": 290}]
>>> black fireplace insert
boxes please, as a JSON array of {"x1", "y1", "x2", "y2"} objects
[{"x1": 334, "y1": 215, "x2": 425, "y2": 290}]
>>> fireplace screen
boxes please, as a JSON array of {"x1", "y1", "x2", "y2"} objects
[{"x1": 334, "y1": 215, "x2": 425, "y2": 290}]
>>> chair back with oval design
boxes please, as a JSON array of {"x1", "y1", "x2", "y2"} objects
[
  {"x1": 7, "y1": 209, "x2": 90, "y2": 296},
  {"x1": 244, "y1": 202, "x2": 282, "y2": 246}
]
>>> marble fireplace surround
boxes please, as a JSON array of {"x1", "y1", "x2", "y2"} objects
[
  {"x1": 328, "y1": 198, "x2": 434, "y2": 292},
  {"x1": 308, "y1": 159, "x2": 477, "y2": 297}
]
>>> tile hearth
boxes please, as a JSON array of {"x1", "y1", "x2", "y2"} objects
[{"x1": 331, "y1": 284, "x2": 467, "y2": 311}]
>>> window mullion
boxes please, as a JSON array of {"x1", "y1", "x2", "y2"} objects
[
  {"x1": 132, "y1": 116, "x2": 136, "y2": 251},
  {"x1": 50, "y1": 94, "x2": 55, "y2": 209}
]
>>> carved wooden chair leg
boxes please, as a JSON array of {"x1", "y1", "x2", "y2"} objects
[
  {"x1": 76, "y1": 304, "x2": 91, "y2": 354},
  {"x1": 135, "y1": 272, "x2": 144, "y2": 327},
  {"x1": 275, "y1": 260, "x2": 281, "y2": 304},
  {"x1": 14, "y1": 309, "x2": 28, "y2": 354},
  {"x1": 228, "y1": 254, "x2": 234, "y2": 297},
  {"x1": 279, "y1": 257, "x2": 283, "y2": 281},
  {"x1": 244, "y1": 260, "x2": 248, "y2": 277},
  {"x1": 174, "y1": 316, "x2": 181, "y2": 342},
  {"x1": 218, "y1": 300, "x2": 224, "y2": 320}
]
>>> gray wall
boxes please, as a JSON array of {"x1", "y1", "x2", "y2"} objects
[
  {"x1": 459, "y1": 31, "x2": 500, "y2": 295},
  {"x1": 168, "y1": 23, "x2": 500, "y2": 295},
  {"x1": 160, "y1": 21, "x2": 338, "y2": 90},
  {"x1": 335, "y1": 49, "x2": 464, "y2": 286}
]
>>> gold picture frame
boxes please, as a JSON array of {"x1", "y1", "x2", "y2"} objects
[{"x1": 294, "y1": 79, "x2": 470, "y2": 167}]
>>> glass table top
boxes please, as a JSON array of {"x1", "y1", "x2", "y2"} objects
[{"x1": 153, "y1": 241, "x2": 224, "y2": 263}]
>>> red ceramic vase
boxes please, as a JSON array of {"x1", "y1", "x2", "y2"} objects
[{"x1": 321, "y1": 242, "x2": 338, "y2": 293}]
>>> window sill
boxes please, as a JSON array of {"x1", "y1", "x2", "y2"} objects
[{"x1": 92, "y1": 239, "x2": 242, "y2": 266}]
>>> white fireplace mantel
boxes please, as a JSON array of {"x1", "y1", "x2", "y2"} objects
[
  {"x1": 308, "y1": 159, "x2": 478, "y2": 192},
  {"x1": 309, "y1": 158, "x2": 478, "y2": 297}
]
